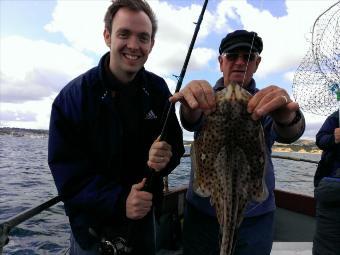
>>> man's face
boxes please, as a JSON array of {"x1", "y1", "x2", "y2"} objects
[
  {"x1": 104, "y1": 7, "x2": 154, "y2": 83},
  {"x1": 218, "y1": 49, "x2": 261, "y2": 87}
]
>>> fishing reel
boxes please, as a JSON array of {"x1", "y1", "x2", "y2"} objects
[
  {"x1": 89, "y1": 228, "x2": 133, "y2": 255},
  {"x1": 99, "y1": 236, "x2": 132, "y2": 255}
]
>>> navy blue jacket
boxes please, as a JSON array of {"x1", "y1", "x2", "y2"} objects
[
  {"x1": 48, "y1": 53, "x2": 184, "y2": 248},
  {"x1": 316, "y1": 110, "x2": 340, "y2": 176}
]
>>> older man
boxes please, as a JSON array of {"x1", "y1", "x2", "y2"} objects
[{"x1": 170, "y1": 29, "x2": 305, "y2": 255}]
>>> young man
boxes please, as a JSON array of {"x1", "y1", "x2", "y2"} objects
[
  {"x1": 170, "y1": 30, "x2": 305, "y2": 255},
  {"x1": 48, "y1": 1, "x2": 184, "y2": 254}
]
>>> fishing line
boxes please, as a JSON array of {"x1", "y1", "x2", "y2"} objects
[
  {"x1": 238, "y1": 0, "x2": 266, "y2": 217},
  {"x1": 241, "y1": 0, "x2": 264, "y2": 88}
]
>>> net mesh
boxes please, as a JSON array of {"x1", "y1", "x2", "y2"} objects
[{"x1": 292, "y1": 2, "x2": 340, "y2": 116}]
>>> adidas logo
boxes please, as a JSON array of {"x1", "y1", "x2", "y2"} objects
[{"x1": 145, "y1": 110, "x2": 157, "y2": 120}]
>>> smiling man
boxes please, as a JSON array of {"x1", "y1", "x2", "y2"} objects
[
  {"x1": 170, "y1": 30, "x2": 305, "y2": 255},
  {"x1": 48, "y1": 0, "x2": 184, "y2": 254},
  {"x1": 103, "y1": 4, "x2": 154, "y2": 83}
]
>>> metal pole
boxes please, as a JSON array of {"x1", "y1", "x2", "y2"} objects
[
  {"x1": 182, "y1": 153, "x2": 319, "y2": 164},
  {"x1": 0, "y1": 196, "x2": 61, "y2": 251}
]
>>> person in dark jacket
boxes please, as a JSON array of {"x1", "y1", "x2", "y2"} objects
[
  {"x1": 315, "y1": 110, "x2": 340, "y2": 177},
  {"x1": 313, "y1": 110, "x2": 340, "y2": 255},
  {"x1": 170, "y1": 30, "x2": 305, "y2": 255},
  {"x1": 48, "y1": 0, "x2": 184, "y2": 254}
]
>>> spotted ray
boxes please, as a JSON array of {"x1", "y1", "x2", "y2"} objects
[{"x1": 191, "y1": 83, "x2": 268, "y2": 255}]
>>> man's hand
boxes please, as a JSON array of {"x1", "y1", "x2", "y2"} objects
[
  {"x1": 126, "y1": 178, "x2": 152, "y2": 220},
  {"x1": 247, "y1": 85, "x2": 299, "y2": 123},
  {"x1": 169, "y1": 80, "x2": 216, "y2": 123},
  {"x1": 147, "y1": 137, "x2": 172, "y2": 171},
  {"x1": 334, "y1": 128, "x2": 340, "y2": 144}
]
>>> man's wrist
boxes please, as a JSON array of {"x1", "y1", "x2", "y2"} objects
[
  {"x1": 275, "y1": 110, "x2": 302, "y2": 127},
  {"x1": 180, "y1": 105, "x2": 203, "y2": 131}
]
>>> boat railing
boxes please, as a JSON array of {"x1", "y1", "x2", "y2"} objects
[
  {"x1": 0, "y1": 196, "x2": 62, "y2": 253},
  {"x1": 0, "y1": 153, "x2": 318, "y2": 252},
  {"x1": 183, "y1": 153, "x2": 319, "y2": 164}
]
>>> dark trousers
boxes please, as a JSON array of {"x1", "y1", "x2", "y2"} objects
[
  {"x1": 182, "y1": 203, "x2": 274, "y2": 255},
  {"x1": 313, "y1": 178, "x2": 340, "y2": 255}
]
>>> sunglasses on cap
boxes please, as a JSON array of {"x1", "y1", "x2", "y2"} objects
[{"x1": 222, "y1": 52, "x2": 259, "y2": 62}]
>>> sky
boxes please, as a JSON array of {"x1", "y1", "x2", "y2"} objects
[{"x1": 0, "y1": 0, "x2": 338, "y2": 141}]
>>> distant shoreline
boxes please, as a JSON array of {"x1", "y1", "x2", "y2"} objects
[
  {"x1": 0, "y1": 127, "x2": 321, "y2": 154},
  {"x1": 272, "y1": 147, "x2": 321, "y2": 154},
  {"x1": 185, "y1": 141, "x2": 321, "y2": 154}
]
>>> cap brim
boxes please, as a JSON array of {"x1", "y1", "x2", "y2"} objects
[{"x1": 222, "y1": 42, "x2": 258, "y2": 53}]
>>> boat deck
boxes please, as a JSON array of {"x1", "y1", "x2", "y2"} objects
[
  {"x1": 157, "y1": 242, "x2": 313, "y2": 255},
  {"x1": 271, "y1": 242, "x2": 312, "y2": 255}
]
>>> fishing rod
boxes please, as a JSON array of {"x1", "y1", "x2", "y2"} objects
[
  {"x1": 161, "y1": 0, "x2": 209, "y2": 137},
  {"x1": 143, "y1": 0, "x2": 209, "y2": 191}
]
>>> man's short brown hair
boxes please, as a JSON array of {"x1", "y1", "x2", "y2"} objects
[{"x1": 104, "y1": 0, "x2": 157, "y2": 39}]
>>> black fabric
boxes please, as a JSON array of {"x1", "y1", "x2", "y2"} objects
[
  {"x1": 313, "y1": 178, "x2": 340, "y2": 255},
  {"x1": 315, "y1": 110, "x2": 340, "y2": 178},
  {"x1": 182, "y1": 202, "x2": 274, "y2": 255},
  {"x1": 182, "y1": 202, "x2": 220, "y2": 255},
  {"x1": 314, "y1": 151, "x2": 336, "y2": 187}
]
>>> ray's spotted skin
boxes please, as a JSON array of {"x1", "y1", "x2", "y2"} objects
[{"x1": 191, "y1": 83, "x2": 268, "y2": 255}]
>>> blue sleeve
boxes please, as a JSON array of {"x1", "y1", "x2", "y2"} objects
[
  {"x1": 179, "y1": 105, "x2": 204, "y2": 132},
  {"x1": 272, "y1": 110, "x2": 305, "y2": 144},
  {"x1": 316, "y1": 114, "x2": 337, "y2": 151},
  {"x1": 48, "y1": 87, "x2": 126, "y2": 219},
  {"x1": 160, "y1": 103, "x2": 185, "y2": 177},
  {"x1": 156, "y1": 77, "x2": 185, "y2": 177}
]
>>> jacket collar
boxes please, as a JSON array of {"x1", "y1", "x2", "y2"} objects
[
  {"x1": 100, "y1": 52, "x2": 146, "y2": 92},
  {"x1": 213, "y1": 77, "x2": 259, "y2": 95},
  {"x1": 97, "y1": 52, "x2": 153, "y2": 118}
]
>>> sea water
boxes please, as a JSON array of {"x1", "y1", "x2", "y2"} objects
[{"x1": 0, "y1": 135, "x2": 320, "y2": 254}]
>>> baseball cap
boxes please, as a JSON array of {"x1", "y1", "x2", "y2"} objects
[{"x1": 219, "y1": 30, "x2": 263, "y2": 54}]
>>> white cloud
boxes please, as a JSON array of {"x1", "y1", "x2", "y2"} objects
[
  {"x1": 283, "y1": 71, "x2": 295, "y2": 84},
  {"x1": 214, "y1": 0, "x2": 338, "y2": 77},
  {"x1": 1, "y1": 36, "x2": 94, "y2": 102},
  {"x1": 45, "y1": 0, "x2": 109, "y2": 54},
  {"x1": 302, "y1": 112, "x2": 327, "y2": 140},
  {"x1": 0, "y1": 35, "x2": 93, "y2": 128},
  {"x1": 44, "y1": 0, "x2": 216, "y2": 77},
  {"x1": 145, "y1": 1, "x2": 216, "y2": 77},
  {"x1": 0, "y1": 96, "x2": 56, "y2": 129}
]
